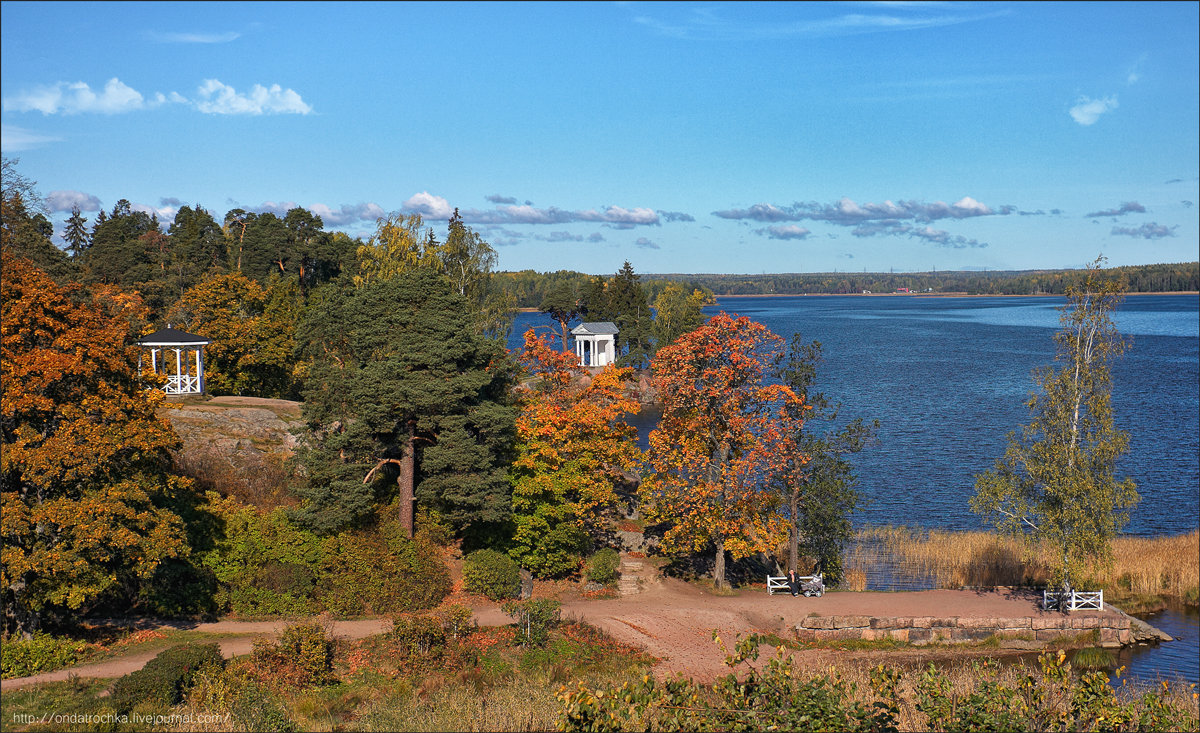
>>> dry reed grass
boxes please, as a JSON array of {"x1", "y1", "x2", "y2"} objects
[{"x1": 858, "y1": 526, "x2": 1199, "y2": 600}]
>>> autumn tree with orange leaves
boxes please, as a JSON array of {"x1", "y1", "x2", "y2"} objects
[
  {"x1": 640, "y1": 313, "x2": 805, "y2": 589},
  {"x1": 1, "y1": 251, "x2": 192, "y2": 637},
  {"x1": 508, "y1": 329, "x2": 642, "y2": 577}
]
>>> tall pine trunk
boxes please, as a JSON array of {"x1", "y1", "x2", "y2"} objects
[{"x1": 399, "y1": 420, "x2": 416, "y2": 537}]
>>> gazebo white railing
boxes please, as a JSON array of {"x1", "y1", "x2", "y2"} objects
[{"x1": 137, "y1": 325, "x2": 212, "y2": 395}]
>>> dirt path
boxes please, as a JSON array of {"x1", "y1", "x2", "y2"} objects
[{"x1": 2, "y1": 581, "x2": 1118, "y2": 691}]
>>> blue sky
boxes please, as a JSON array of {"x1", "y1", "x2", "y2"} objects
[{"x1": 2, "y1": 1, "x2": 1197, "y2": 275}]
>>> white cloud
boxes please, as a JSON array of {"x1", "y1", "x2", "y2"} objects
[
  {"x1": 194, "y1": 79, "x2": 313, "y2": 115},
  {"x1": 3, "y1": 78, "x2": 147, "y2": 115},
  {"x1": 757, "y1": 224, "x2": 812, "y2": 240},
  {"x1": 129, "y1": 201, "x2": 178, "y2": 223},
  {"x1": 1069, "y1": 95, "x2": 1118, "y2": 126},
  {"x1": 309, "y1": 202, "x2": 387, "y2": 226},
  {"x1": 3, "y1": 77, "x2": 307, "y2": 116},
  {"x1": 0, "y1": 124, "x2": 63, "y2": 150},
  {"x1": 402, "y1": 192, "x2": 455, "y2": 219},
  {"x1": 46, "y1": 190, "x2": 103, "y2": 212}
]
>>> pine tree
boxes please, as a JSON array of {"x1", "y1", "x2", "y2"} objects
[{"x1": 294, "y1": 269, "x2": 516, "y2": 535}]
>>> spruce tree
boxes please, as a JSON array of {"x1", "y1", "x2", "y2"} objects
[{"x1": 63, "y1": 205, "x2": 90, "y2": 260}]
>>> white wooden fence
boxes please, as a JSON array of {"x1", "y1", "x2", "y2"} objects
[{"x1": 1042, "y1": 589, "x2": 1103, "y2": 611}]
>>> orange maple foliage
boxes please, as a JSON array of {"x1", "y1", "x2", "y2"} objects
[
  {"x1": 1, "y1": 252, "x2": 190, "y2": 636},
  {"x1": 508, "y1": 329, "x2": 642, "y2": 576},
  {"x1": 640, "y1": 313, "x2": 807, "y2": 588}
]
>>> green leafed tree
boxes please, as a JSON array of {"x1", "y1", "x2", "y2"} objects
[
  {"x1": 970, "y1": 257, "x2": 1139, "y2": 595},
  {"x1": 651, "y1": 281, "x2": 707, "y2": 350},
  {"x1": 294, "y1": 269, "x2": 516, "y2": 536},
  {"x1": 772, "y1": 337, "x2": 876, "y2": 584},
  {"x1": 1, "y1": 158, "x2": 73, "y2": 281}
]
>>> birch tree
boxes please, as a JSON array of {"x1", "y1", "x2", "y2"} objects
[{"x1": 970, "y1": 257, "x2": 1138, "y2": 594}]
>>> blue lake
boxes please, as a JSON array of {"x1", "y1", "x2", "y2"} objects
[{"x1": 509, "y1": 293, "x2": 1200, "y2": 682}]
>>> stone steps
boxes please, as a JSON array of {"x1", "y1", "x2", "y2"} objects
[{"x1": 618, "y1": 558, "x2": 652, "y2": 596}]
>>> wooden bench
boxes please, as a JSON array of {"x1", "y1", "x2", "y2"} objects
[{"x1": 767, "y1": 575, "x2": 819, "y2": 595}]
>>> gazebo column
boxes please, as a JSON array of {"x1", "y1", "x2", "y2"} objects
[
  {"x1": 150, "y1": 348, "x2": 157, "y2": 373},
  {"x1": 196, "y1": 347, "x2": 204, "y2": 394}
]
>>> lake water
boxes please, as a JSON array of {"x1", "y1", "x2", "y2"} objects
[{"x1": 508, "y1": 293, "x2": 1200, "y2": 682}]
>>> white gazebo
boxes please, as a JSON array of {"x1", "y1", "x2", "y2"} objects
[
  {"x1": 571, "y1": 321, "x2": 618, "y2": 367},
  {"x1": 137, "y1": 325, "x2": 212, "y2": 395}
]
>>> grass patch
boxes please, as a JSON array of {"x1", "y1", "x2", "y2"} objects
[
  {"x1": 1073, "y1": 646, "x2": 1117, "y2": 670},
  {"x1": 0, "y1": 677, "x2": 111, "y2": 733}
]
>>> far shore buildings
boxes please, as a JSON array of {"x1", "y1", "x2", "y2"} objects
[{"x1": 571, "y1": 321, "x2": 618, "y2": 368}]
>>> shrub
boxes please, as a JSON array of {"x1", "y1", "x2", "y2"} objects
[
  {"x1": 109, "y1": 643, "x2": 224, "y2": 713},
  {"x1": 437, "y1": 604, "x2": 476, "y2": 639},
  {"x1": 249, "y1": 623, "x2": 334, "y2": 687},
  {"x1": 584, "y1": 548, "x2": 621, "y2": 585},
  {"x1": 463, "y1": 549, "x2": 521, "y2": 600},
  {"x1": 502, "y1": 599, "x2": 561, "y2": 647},
  {"x1": 317, "y1": 525, "x2": 451, "y2": 615},
  {"x1": 1, "y1": 633, "x2": 95, "y2": 679},
  {"x1": 392, "y1": 614, "x2": 447, "y2": 662},
  {"x1": 201, "y1": 496, "x2": 324, "y2": 616}
]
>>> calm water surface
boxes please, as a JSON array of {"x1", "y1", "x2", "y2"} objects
[{"x1": 509, "y1": 294, "x2": 1200, "y2": 683}]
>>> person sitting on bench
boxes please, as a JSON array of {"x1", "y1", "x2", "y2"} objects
[{"x1": 787, "y1": 569, "x2": 800, "y2": 597}]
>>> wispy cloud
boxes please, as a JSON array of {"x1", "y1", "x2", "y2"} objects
[
  {"x1": 1111, "y1": 222, "x2": 1177, "y2": 239},
  {"x1": 1126, "y1": 53, "x2": 1147, "y2": 84},
  {"x1": 851, "y1": 220, "x2": 985, "y2": 248},
  {"x1": 632, "y1": 4, "x2": 1004, "y2": 41},
  {"x1": 657, "y1": 210, "x2": 695, "y2": 222},
  {"x1": 1086, "y1": 201, "x2": 1145, "y2": 218},
  {"x1": 1069, "y1": 95, "x2": 1118, "y2": 126},
  {"x1": 461, "y1": 203, "x2": 661, "y2": 228},
  {"x1": 635, "y1": 237, "x2": 660, "y2": 249},
  {"x1": 2, "y1": 77, "x2": 312, "y2": 116},
  {"x1": 755, "y1": 224, "x2": 812, "y2": 240},
  {"x1": 46, "y1": 190, "x2": 102, "y2": 212},
  {"x1": 148, "y1": 30, "x2": 241, "y2": 44},
  {"x1": 715, "y1": 195, "x2": 1010, "y2": 225},
  {"x1": 0, "y1": 124, "x2": 63, "y2": 151},
  {"x1": 485, "y1": 194, "x2": 519, "y2": 205}
]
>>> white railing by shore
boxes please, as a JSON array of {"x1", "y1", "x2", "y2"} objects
[{"x1": 1043, "y1": 589, "x2": 1103, "y2": 611}]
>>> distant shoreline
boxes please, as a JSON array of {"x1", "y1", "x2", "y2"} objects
[
  {"x1": 714, "y1": 291, "x2": 1199, "y2": 299},
  {"x1": 513, "y1": 291, "x2": 1198, "y2": 313}
]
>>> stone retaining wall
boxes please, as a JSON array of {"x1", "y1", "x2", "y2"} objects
[{"x1": 795, "y1": 615, "x2": 1133, "y2": 647}]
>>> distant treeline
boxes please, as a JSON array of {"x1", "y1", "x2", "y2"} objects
[
  {"x1": 497, "y1": 269, "x2": 716, "y2": 309},
  {"x1": 638, "y1": 262, "x2": 1200, "y2": 297}
]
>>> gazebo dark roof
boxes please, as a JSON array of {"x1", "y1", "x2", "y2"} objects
[{"x1": 137, "y1": 326, "x2": 211, "y2": 346}]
